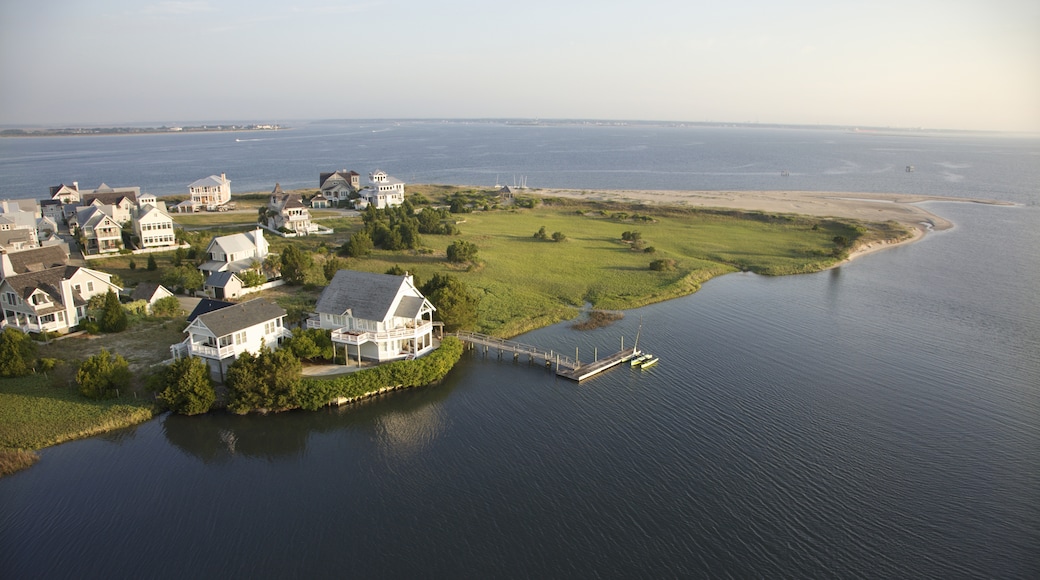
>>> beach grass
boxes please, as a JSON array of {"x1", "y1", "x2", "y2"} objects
[{"x1": 0, "y1": 374, "x2": 156, "y2": 453}]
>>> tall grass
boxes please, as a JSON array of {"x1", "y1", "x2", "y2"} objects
[{"x1": 0, "y1": 375, "x2": 156, "y2": 451}]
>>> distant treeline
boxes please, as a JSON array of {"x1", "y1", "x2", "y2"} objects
[{"x1": 0, "y1": 124, "x2": 284, "y2": 137}]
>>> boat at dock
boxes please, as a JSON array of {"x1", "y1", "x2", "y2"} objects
[
  {"x1": 639, "y1": 356, "x2": 659, "y2": 368},
  {"x1": 630, "y1": 353, "x2": 652, "y2": 366}
]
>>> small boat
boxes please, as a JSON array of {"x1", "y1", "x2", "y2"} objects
[
  {"x1": 630, "y1": 353, "x2": 652, "y2": 366},
  {"x1": 639, "y1": 356, "x2": 659, "y2": 368}
]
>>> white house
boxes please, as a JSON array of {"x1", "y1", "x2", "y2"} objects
[
  {"x1": 74, "y1": 206, "x2": 123, "y2": 254},
  {"x1": 133, "y1": 203, "x2": 177, "y2": 249},
  {"x1": 198, "y1": 228, "x2": 269, "y2": 276},
  {"x1": 0, "y1": 245, "x2": 69, "y2": 277},
  {"x1": 266, "y1": 185, "x2": 314, "y2": 235},
  {"x1": 189, "y1": 173, "x2": 232, "y2": 210},
  {"x1": 319, "y1": 170, "x2": 360, "y2": 204},
  {"x1": 49, "y1": 183, "x2": 81, "y2": 204},
  {"x1": 0, "y1": 265, "x2": 121, "y2": 334},
  {"x1": 171, "y1": 298, "x2": 291, "y2": 379},
  {"x1": 204, "y1": 271, "x2": 245, "y2": 300},
  {"x1": 310, "y1": 270, "x2": 437, "y2": 363},
  {"x1": 358, "y1": 170, "x2": 405, "y2": 209}
]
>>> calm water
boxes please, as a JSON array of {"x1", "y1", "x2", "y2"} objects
[{"x1": 1, "y1": 123, "x2": 1038, "y2": 579}]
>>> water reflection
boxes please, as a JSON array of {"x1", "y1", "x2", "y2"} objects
[{"x1": 161, "y1": 382, "x2": 456, "y2": 463}]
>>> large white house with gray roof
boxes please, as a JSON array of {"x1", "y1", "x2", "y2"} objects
[
  {"x1": 199, "y1": 228, "x2": 269, "y2": 276},
  {"x1": 171, "y1": 297, "x2": 290, "y2": 379},
  {"x1": 310, "y1": 270, "x2": 437, "y2": 363}
]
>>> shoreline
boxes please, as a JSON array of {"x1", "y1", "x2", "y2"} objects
[{"x1": 524, "y1": 187, "x2": 1014, "y2": 266}]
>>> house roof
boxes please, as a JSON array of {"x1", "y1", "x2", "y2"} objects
[
  {"x1": 316, "y1": 270, "x2": 428, "y2": 322},
  {"x1": 137, "y1": 203, "x2": 171, "y2": 221},
  {"x1": 394, "y1": 295, "x2": 427, "y2": 319},
  {"x1": 75, "y1": 205, "x2": 119, "y2": 229},
  {"x1": 186, "y1": 298, "x2": 235, "y2": 322},
  {"x1": 208, "y1": 229, "x2": 263, "y2": 257},
  {"x1": 130, "y1": 282, "x2": 172, "y2": 302},
  {"x1": 4, "y1": 245, "x2": 68, "y2": 274},
  {"x1": 0, "y1": 229, "x2": 34, "y2": 247},
  {"x1": 194, "y1": 298, "x2": 285, "y2": 337},
  {"x1": 189, "y1": 175, "x2": 228, "y2": 189},
  {"x1": 0, "y1": 265, "x2": 93, "y2": 311},
  {"x1": 82, "y1": 191, "x2": 138, "y2": 207},
  {"x1": 204, "y1": 271, "x2": 242, "y2": 288},
  {"x1": 319, "y1": 170, "x2": 359, "y2": 189}
]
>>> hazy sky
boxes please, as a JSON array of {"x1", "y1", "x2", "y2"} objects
[{"x1": 1, "y1": 0, "x2": 1037, "y2": 131}]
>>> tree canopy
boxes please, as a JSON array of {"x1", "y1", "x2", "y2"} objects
[
  {"x1": 422, "y1": 274, "x2": 479, "y2": 332},
  {"x1": 226, "y1": 346, "x2": 302, "y2": 414},
  {"x1": 155, "y1": 356, "x2": 215, "y2": 415},
  {"x1": 0, "y1": 328, "x2": 37, "y2": 377},
  {"x1": 76, "y1": 348, "x2": 131, "y2": 400}
]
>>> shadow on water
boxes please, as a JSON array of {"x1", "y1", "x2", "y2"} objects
[{"x1": 161, "y1": 377, "x2": 461, "y2": 463}]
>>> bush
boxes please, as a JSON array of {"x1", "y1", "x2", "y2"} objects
[
  {"x1": 147, "y1": 255, "x2": 158, "y2": 270},
  {"x1": 296, "y1": 337, "x2": 464, "y2": 411},
  {"x1": 534, "y1": 226, "x2": 548, "y2": 240},
  {"x1": 649, "y1": 258, "x2": 677, "y2": 272},
  {"x1": 446, "y1": 240, "x2": 478, "y2": 263},
  {"x1": 0, "y1": 328, "x2": 37, "y2": 377},
  {"x1": 552, "y1": 231, "x2": 567, "y2": 242},
  {"x1": 151, "y1": 296, "x2": 182, "y2": 317},
  {"x1": 76, "y1": 348, "x2": 131, "y2": 400},
  {"x1": 155, "y1": 356, "x2": 215, "y2": 415},
  {"x1": 226, "y1": 347, "x2": 302, "y2": 414}
]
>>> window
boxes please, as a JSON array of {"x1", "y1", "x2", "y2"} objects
[
  {"x1": 264, "y1": 321, "x2": 275, "y2": 335},
  {"x1": 234, "y1": 331, "x2": 247, "y2": 345},
  {"x1": 87, "y1": 281, "x2": 94, "y2": 292},
  {"x1": 3, "y1": 292, "x2": 16, "y2": 305}
]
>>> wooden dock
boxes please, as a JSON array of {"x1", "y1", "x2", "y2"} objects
[
  {"x1": 556, "y1": 347, "x2": 640, "y2": 381},
  {"x1": 452, "y1": 331, "x2": 639, "y2": 382}
]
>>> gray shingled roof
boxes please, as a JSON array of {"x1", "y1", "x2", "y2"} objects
[
  {"x1": 6, "y1": 246, "x2": 69, "y2": 274},
  {"x1": 316, "y1": 270, "x2": 411, "y2": 322},
  {"x1": 205, "y1": 271, "x2": 241, "y2": 288},
  {"x1": 195, "y1": 298, "x2": 285, "y2": 338}
]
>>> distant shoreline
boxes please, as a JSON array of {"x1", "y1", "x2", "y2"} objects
[{"x1": 0, "y1": 124, "x2": 287, "y2": 138}]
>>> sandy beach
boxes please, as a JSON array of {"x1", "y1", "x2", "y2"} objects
[{"x1": 529, "y1": 188, "x2": 1013, "y2": 263}]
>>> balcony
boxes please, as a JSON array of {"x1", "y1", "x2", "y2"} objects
[{"x1": 331, "y1": 322, "x2": 434, "y2": 345}]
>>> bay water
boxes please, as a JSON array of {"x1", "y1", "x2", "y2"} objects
[{"x1": 1, "y1": 122, "x2": 1037, "y2": 578}]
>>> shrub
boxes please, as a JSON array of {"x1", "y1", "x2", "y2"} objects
[
  {"x1": 296, "y1": 337, "x2": 464, "y2": 411},
  {"x1": 534, "y1": 226, "x2": 548, "y2": 240},
  {"x1": 155, "y1": 356, "x2": 216, "y2": 415},
  {"x1": 151, "y1": 296, "x2": 181, "y2": 317},
  {"x1": 649, "y1": 258, "x2": 677, "y2": 272},
  {"x1": 446, "y1": 240, "x2": 478, "y2": 263},
  {"x1": 76, "y1": 348, "x2": 131, "y2": 400},
  {"x1": 99, "y1": 290, "x2": 128, "y2": 333},
  {"x1": 147, "y1": 255, "x2": 158, "y2": 270},
  {"x1": 0, "y1": 328, "x2": 37, "y2": 377},
  {"x1": 552, "y1": 231, "x2": 567, "y2": 242},
  {"x1": 226, "y1": 347, "x2": 302, "y2": 414}
]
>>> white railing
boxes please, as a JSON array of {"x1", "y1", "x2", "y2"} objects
[
  {"x1": 186, "y1": 341, "x2": 236, "y2": 359},
  {"x1": 331, "y1": 322, "x2": 434, "y2": 345}
]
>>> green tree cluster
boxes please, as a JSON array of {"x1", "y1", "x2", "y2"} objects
[
  {"x1": 0, "y1": 328, "x2": 36, "y2": 377},
  {"x1": 99, "y1": 290, "x2": 128, "y2": 332},
  {"x1": 150, "y1": 296, "x2": 182, "y2": 317},
  {"x1": 282, "y1": 327, "x2": 335, "y2": 362},
  {"x1": 421, "y1": 274, "x2": 479, "y2": 332},
  {"x1": 161, "y1": 266, "x2": 205, "y2": 293},
  {"x1": 446, "y1": 240, "x2": 478, "y2": 264},
  {"x1": 155, "y1": 356, "x2": 216, "y2": 415},
  {"x1": 226, "y1": 347, "x2": 302, "y2": 414},
  {"x1": 76, "y1": 348, "x2": 131, "y2": 400}
]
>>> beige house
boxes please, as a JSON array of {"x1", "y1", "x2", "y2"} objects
[
  {"x1": 74, "y1": 206, "x2": 123, "y2": 254},
  {"x1": 319, "y1": 170, "x2": 360, "y2": 204},
  {"x1": 198, "y1": 228, "x2": 269, "y2": 276},
  {"x1": 189, "y1": 173, "x2": 232, "y2": 210},
  {"x1": 266, "y1": 184, "x2": 314, "y2": 234},
  {"x1": 0, "y1": 265, "x2": 121, "y2": 334}
]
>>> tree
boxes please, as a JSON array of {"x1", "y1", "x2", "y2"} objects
[
  {"x1": 239, "y1": 269, "x2": 266, "y2": 287},
  {"x1": 422, "y1": 274, "x2": 479, "y2": 332},
  {"x1": 649, "y1": 258, "x2": 677, "y2": 272},
  {"x1": 551, "y1": 231, "x2": 567, "y2": 242},
  {"x1": 226, "y1": 346, "x2": 302, "y2": 414},
  {"x1": 99, "y1": 290, "x2": 128, "y2": 333},
  {"x1": 283, "y1": 327, "x2": 334, "y2": 362},
  {"x1": 156, "y1": 356, "x2": 215, "y2": 415},
  {"x1": 146, "y1": 254, "x2": 158, "y2": 271},
  {"x1": 279, "y1": 245, "x2": 314, "y2": 285},
  {"x1": 0, "y1": 328, "x2": 36, "y2": 377},
  {"x1": 534, "y1": 226, "x2": 548, "y2": 240},
  {"x1": 446, "y1": 240, "x2": 478, "y2": 264},
  {"x1": 76, "y1": 348, "x2": 131, "y2": 399},
  {"x1": 323, "y1": 256, "x2": 347, "y2": 282},
  {"x1": 343, "y1": 231, "x2": 374, "y2": 258}
]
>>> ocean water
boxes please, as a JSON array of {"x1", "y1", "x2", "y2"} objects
[{"x1": 1, "y1": 122, "x2": 1038, "y2": 579}]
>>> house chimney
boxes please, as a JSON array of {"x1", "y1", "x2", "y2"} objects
[{"x1": 73, "y1": 181, "x2": 79, "y2": 190}]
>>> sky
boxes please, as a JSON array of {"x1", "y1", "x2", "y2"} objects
[{"x1": 1, "y1": 0, "x2": 1037, "y2": 132}]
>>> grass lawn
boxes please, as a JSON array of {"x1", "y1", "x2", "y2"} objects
[{"x1": 336, "y1": 202, "x2": 881, "y2": 336}]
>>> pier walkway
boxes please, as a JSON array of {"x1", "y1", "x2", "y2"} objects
[{"x1": 452, "y1": 331, "x2": 639, "y2": 382}]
